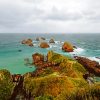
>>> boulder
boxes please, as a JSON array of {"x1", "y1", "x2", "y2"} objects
[
  {"x1": 76, "y1": 57, "x2": 100, "y2": 76},
  {"x1": 21, "y1": 39, "x2": 33, "y2": 47},
  {"x1": 40, "y1": 42, "x2": 49, "y2": 48},
  {"x1": 62, "y1": 41, "x2": 73, "y2": 52},
  {"x1": 49, "y1": 38, "x2": 55, "y2": 43}
]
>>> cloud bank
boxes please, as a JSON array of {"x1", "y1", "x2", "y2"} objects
[{"x1": 0, "y1": 0, "x2": 100, "y2": 33}]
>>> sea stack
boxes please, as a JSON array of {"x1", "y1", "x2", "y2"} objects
[
  {"x1": 21, "y1": 39, "x2": 33, "y2": 47},
  {"x1": 62, "y1": 41, "x2": 74, "y2": 52},
  {"x1": 40, "y1": 42, "x2": 49, "y2": 48},
  {"x1": 49, "y1": 38, "x2": 55, "y2": 43}
]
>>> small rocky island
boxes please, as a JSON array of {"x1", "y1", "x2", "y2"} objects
[{"x1": 21, "y1": 39, "x2": 33, "y2": 46}]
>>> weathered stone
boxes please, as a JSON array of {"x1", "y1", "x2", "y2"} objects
[
  {"x1": 40, "y1": 42, "x2": 49, "y2": 48},
  {"x1": 49, "y1": 38, "x2": 55, "y2": 43},
  {"x1": 62, "y1": 41, "x2": 73, "y2": 52},
  {"x1": 76, "y1": 57, "x2": 100, "y2": 76},
  {"x1": 32, "y1": 53, "x2": 44, "y2": 63},
  {"x1": 21, "y1": 39, "x2": 33, "y2": 47}
]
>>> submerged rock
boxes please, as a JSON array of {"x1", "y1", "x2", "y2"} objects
[
  {"x1": 40, "y1": 42, "x2": 49, "y2": 48},
  {"x1": 49, "y1": 38, "x2": 55, "y2": 43},
  {"x1": 62, "y1": 41, "x2": 74, "y2": 52}
]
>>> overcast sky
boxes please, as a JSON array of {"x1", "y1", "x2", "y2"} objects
[{"x1": 0, "y1": 0, "x2": 100, "y2": 33}]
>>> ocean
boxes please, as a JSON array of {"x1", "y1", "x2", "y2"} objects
[{"x1": 0, "y1": 33, "x2": 100, "y2": 75}]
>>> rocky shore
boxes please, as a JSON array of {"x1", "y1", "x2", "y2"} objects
[{"x1": 75, "y1": 56, "x2": 100, "y2": 76}]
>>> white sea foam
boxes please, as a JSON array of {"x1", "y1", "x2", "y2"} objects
[
  {"x1": 50, "y1": 44, "x2": 58, "y2": 48},
  {"x1": 70, "y1": 47, "x2": 85, "y2": 55},
  {"x1": 55, "y1": 41, "x2": 62, "y2": 44}
]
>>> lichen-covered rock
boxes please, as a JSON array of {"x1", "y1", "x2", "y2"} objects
[
  {"x1": 62, "y1": 41, "x2": 74, "y2": 52},
  {"x1": 40, "y1": 42, "x2": 49, "y2": 48},
  {"x1": 49, "y1": 38, "x2": 55, "y2": 43},
  {"x1": 21, "y1": 39, "x2": 33, "y2": 46}
]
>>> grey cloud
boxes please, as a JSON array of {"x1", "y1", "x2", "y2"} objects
[{"x1": 0, "y1": 0, "x2": 100, "y2": 33}]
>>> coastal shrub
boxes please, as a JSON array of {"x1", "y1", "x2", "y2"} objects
[
  {"x1": 24, "y1": 51, "x2": 100, "y2": 100},
  {"x1": 23, "y1": 74, "x2": 76, "y2": 98},
  {"x1": 0, "y1": 69, "x2": 14, "y2": 100}
]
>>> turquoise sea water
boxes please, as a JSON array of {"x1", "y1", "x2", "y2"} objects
[{"x1": 0, "y1": 33, "x2": 100, "y2": 75}]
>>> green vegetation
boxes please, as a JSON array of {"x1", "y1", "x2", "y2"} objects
[
  {"x1": 0, "y1": 69, "x2": 14, "y2": 100},
  {"x1": 23, "y1": 51, "x2": 100, "y2": 99},
  {"x1": 0, "y1": 51, "x2": 99, "y2": 100}
]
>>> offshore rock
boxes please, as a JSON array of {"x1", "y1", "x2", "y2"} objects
[
  {"x1": 21, "y1": 39, "x2": 33, "y2": 47},
  {"x1": 62, "y1": 41, "x2": 74, "y2": 52},
  {"x1": 40, "y1": 42, "x2": 49, "y2": 48},
  {"x1": 49, "y1": 38, "x2": 55, "y2": 43},
  {"x1": 36, "y1": 37, "x2": 45, "y2": 41}
]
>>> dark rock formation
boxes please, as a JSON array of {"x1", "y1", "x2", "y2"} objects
[
  {"x1": 36, "y1": 37, "x2": 45, "y2": 41},
  {"x1": 62, "y1": 41, "x2": 74, "y2": 52},
  {"x1": 49, "y1": 38, "x2": 55, "y2": 43},
  {"x1": 40, "y1": 42, "x2": 49, "y2": 48},
  {"x1": 73, "y1": 46, "x2": 77, "y2": 49},
  {"x1": 21, "y1": 39, "x2": 33, "y2": 47},
  {"x1": 76, "y1": 57, "x2": 100, "y2": 76}
]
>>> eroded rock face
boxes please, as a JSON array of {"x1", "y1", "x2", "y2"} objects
[
  {"x1": 62, "y1": 42, "x2": 73, "y2": 52},
  {"x1": 76, "y1": 57, "x2": 100, "y2": 76},
  {"x1": 40, "y1": 42, "x2": 49, "y2": 48},
  {"x1": 49, "y1": 39, "x2": 55, "y2": 43},
  {"x1": 32, "y1": 53, "x2": 44, "y2": 64},
  {"x1": 21, "y1": 39, "x2": 33, "y2": 46}
]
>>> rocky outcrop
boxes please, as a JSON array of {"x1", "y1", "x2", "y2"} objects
[
  {"x1": 32, "y1": 53, "x2": 44, "y2": 64},
  {"x1": 62, "y1": 41, "x2": 74, "y2": 52},
  {"x1": 73, "y1": 45, "x2": 77, "y2": 49},
  {"x1": 21, "y1": 39, "x2": 33, "y2": 47},
  {"x1": 40, "y1": 42, "x2": 49, "y2": 48},
  {"x1": 49, "y1": 39, "x2": 55, "y2": 43},
  {"x1": 76, "y1": 57, "x2": 100, "y2": 76},
  {"x1": 36, "y1": 37, "x2": 45, "y2": 41}
]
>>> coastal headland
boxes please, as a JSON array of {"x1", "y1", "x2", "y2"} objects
[{"x1": 0, "y1": 37, "x2": 100, "y2": 100}]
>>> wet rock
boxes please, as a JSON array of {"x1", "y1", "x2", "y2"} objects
[
  {"x1": 49, "y1": 38, "x2": 55, "y2": 43},
  {"x1": 76, "y1": 57, "x2": 100, "y2": 76},
  {"x1": 40, "y1": 42, "x2": 49, "y2": 48},
  {"x1": 21, "y1": 39, "x2": 33, "y2": 47},
  {"x1": 62, "y1": 41, "x2": 74, "y2": 52},
  {"x1": 73, "y1": 45, "x2": 77, "y2": 49}
]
